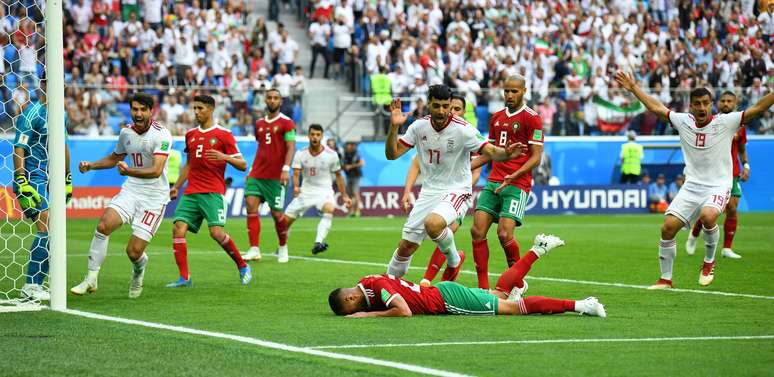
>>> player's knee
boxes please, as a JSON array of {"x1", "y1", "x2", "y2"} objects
[
  {"x1": 96, "y1": 220, "x2": 112, "y2": 236},
  {"x1": 496, "y1": 229, "x2": 512, "y2": 244},
  {"x1": 209, "y1": 227, "x2": 225, "y2": 241},
  {"x1": 423, "y1": 215, "x2": 446, "y2": 237},
  {"x1": 172, "y1": 221, "x2": 187, "y2": 237},
  {"x1": 470, "y1": 223, "x2": 486, "y2": 240},
  {"x1": 726, "y1": 202, "x2": 738, "y2": 217},
  {"x1": 660, "y1": 223, "x2": 679, "y2": 239}
]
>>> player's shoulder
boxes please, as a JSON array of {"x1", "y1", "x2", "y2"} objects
[
  {"x1": 322, "y1": 146, "x2": 340, "y2": 157},
  {"x1": 490, "y1": 107, "x2": 508, "y2": 119},
  {"x1": 522, "y1": 105, "x2": 540, "y2": 118}
]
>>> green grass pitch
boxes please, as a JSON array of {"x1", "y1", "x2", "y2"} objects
[{"x1": 2, "y1": 213, "x2": 773, "y2": 376}]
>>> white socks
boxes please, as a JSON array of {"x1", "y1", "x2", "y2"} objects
[
  {"x1": 387, "y1": 249, "x2": 412, "y2": 277},
  {"x1": 702, "y1": 225, "x2": 720, "y2": 263},
  {"x1": 132, "y1": 253, "x2": 148, "y2": 274},
  {"x1": 315, "y1": 213, "x2": 333, "y2": 243},
  {"x1": 658, "y1": 238, "x2": 677, "y2": 280},
  {"x1": 432, "y1": 227, "x2": 460, "y2": 268},
  {"x1": 88, "y1": 231, "x2": 109, "y2": 272}
]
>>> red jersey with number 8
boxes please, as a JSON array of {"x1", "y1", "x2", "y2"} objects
[
  {"x1": 357, "y1": 275, "x2": 446, "y2": 315},
  {"x1": 249, "y1": 114, "x2": 296, "y2": 180},
  {"x1": 487, "y1": 105, "x2": 544, "y2": 192},
  {"x1": 183, "y1": 125, "x2": 241, "y2": 195}
]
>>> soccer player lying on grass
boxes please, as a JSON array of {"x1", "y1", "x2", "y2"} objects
[{"x1": 328, "y1": 234, "x2": 606, "y2": 318}]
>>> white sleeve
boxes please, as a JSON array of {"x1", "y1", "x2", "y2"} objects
[
  {"x1": 720, "y1": 111, "x2": 744, "y2": 133},
  {"x1": 291, "y1": 150, "x2": 303, "y2": 170},
  {"x1": 330, "y1": 154, "x2": 342, "y2": 173},
  {"x1": 667, "y1": 111, "x2": 691, "y2": 133},
  {"x1": 398, "y1": 121, "x2": 417, "y2": 148},
  {"x1": 462, "y1": 125, "x2": 488, "y2": 154},
  {"x1": 113, "y1": 129, "x2": 127, "y2": 155}
]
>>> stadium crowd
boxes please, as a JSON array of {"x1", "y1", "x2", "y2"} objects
[{"x1": 1, "y1": 0, "x2": 772, "y2": 137}]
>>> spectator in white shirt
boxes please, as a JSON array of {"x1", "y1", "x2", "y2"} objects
[
  {"x1": 332, "y1": 15, "x2": 353, "y2": 79},
  {"x1": 308, "y1": 16, "x2": 332, "y2": 78},
  {"x1": 71, "y1": 0, "x2": 92, "y2": 34}
]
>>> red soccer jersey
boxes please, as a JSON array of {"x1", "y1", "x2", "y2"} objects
[
  {"x1": 357, "y1": 275, "x2": 447, "y2": 315},
  {"x1": 731, "y1": 127, "x2": 747, "y2": 178},
  {"x1": 248, "y1": 113, "x2": 296, "y2": 180},
  {"x1": 183, "y1": 125, "x2": 242, "y2": 195},
  {"x1": 487, "y1": 105, "x2": 544, "y2": 192}
]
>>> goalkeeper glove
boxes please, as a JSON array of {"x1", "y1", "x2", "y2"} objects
[
  {"x1": 65, "y1": 172, "x2": 73, "y2": 205},
  {"x1": 14, "y1": 174, "x2": 41, "y2": 210}
]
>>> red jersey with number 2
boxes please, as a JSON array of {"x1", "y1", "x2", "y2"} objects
[
  {"x1": 249, "y1": 114, "x2": 296, "y2": 180},
  {"x1": 487, "y1": 105, "x2": 544, "y2": 192},
  {"x1": 184, "y1": 125, "x2": 241, "y2": 195},
  {"x1": 357, "y1": 275, "x2": 447, "y2": 315},
  {"x1": 731, "y1": 127, "x2": 747, "y2": 178}
]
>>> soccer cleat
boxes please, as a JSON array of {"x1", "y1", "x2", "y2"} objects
[
  {"x1": 419, "y1": 278, "x2": 432, "y2": 288},
  {"x1": 128, "y1": 267, "x2": 146, "y2": 299},
  {"x1": 21, "y1": 284, "x2": 50, "y2": 301},
  {"x1": 685, "y1": 235, "x2": 697, "y2": 255},
  {"x1": 721, "y1": 248, "x2": 742, "y2": 259},
  {"x1": 70, "y1": 275, "x2": 98, "y2": 295},
  {"x1": 531, "y1": 234, "x2": 565, "y2": 257},
  {"x1": 165, "y1": 276, "x2": 192, "y2": 288},
  {"x1": 277, "y1": 245, "x2": 289, "y2": 263},
  {"x1": 576, "y1": 297, "x2": 607, "y2": 318},
  {"x1": 243, "y1": 247, "x2": 262, "y2": 261},
  {"x1": 441, "y1": 250, "x2": 466, "y2": 282},
  {"x1": 239, "y1": 265, "x2": 253, "y2": 285},
  {"x1": 507, "y1": 280, "x2": 529, "y2": 302},
  {"x1": 647, "y1": 278, "x2": 673, "y2": 290},
  {"x1": 311, "y1": 242, "x2": 329, "y2": 255},
  {"x1": 699, "y1": 261, "x2": 715, "y2": 286}
]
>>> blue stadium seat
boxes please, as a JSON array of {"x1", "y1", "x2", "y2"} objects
[
  {"x1": 292, "y1": 103, "x2": 302, "y2": 124},
  {"x1": 116, "y1": 102, "x2": 131, "y2": 119},
  {"x1": 475, "y1": 105, "x2": 489, "y2": 133},
  {"x1": 108, "y1": 115, "x2": 124, "y2": 134}
]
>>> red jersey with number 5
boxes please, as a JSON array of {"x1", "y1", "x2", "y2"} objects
[
  {"x1": 249, "y1": 114, "x2": 297, "y2": 180},
  {"x1": 731, "y1": 127, "x2": 747, "y2": 178},
  {"x1": 183, "y1": 125, "x2": 241, "y2": 195},
  {"x1": 487, "y1": 105, "x2": 544, "y2": 192},
  {"x1": 357, "y1": 275, "x2": 447, "y2": 315}
]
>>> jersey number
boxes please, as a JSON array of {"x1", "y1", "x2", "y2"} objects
[
  {"x1": 131, "y1": 153, "x2": 144, "y2": 167},
  {"x1": 195, "y1": 144, "x2": 204, "y2": 158},
  {"x1": 265, "y1": 133, "x2": 272, "y2": 144},
  {"x1": 711, "y1": 194, "x2": 726, "y2": 208},
  {"x1": 498, "y1": 131, "x2": 508, "y2": 146},
  {"x1": 427, "y1": 149, "x2": 441, "y2": 164},
  {"x1": 309, "y1": 167, "x2": 317, "y2": 176},
  {"x1": 695, "y1": 133, "x2": 706, "y2": 147},
  {"x1": 141, "y1": 210, "x2": 156, "y2": 226}
]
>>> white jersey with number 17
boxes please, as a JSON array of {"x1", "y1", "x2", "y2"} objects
[
  {"x1": 668, "y1": 111, "x2": 743, "y2": 187},
  {"x1": 398, "y1": 115, "x2": 488, "y2": 195}
]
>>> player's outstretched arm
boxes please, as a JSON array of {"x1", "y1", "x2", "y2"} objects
[
  {"x1": 335, "y1": 171, "x2": 352, "y2": 208},
  {"x1": 742, "y1": 91, "x2": 774, "y2": 124},
  {"x1": 614, "y1": 70, "x2": 669, "y2": 121},
  {"x1": 346, "y1": 295, "x2": 413, "y2": 318},
  {"x1": 494, "y1": 144, "x2": 544, "y2": 193},
  {"x1": 385, "y1": 98, "x2": 411, "y2": 160},
  {"x1": 470, "y1": 154, "x2": 491, "y2": 170},
  {"x1": 80, "y1": 152, "x2": 126, "y2": 173},
  {"x1": 401, "y1": 156, "x2": 421, "y2": 212},
  {"x1": 119, "y1": 154, "x2": 169, "y2": 178}
]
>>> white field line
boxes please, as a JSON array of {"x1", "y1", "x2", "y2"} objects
[
  {"x1": 306, "y1": 335, "x2": 774, "y2": 350},
  {"x1": 64, "y1": 250, "x2": 774, "y2": 300},
  {"x1": 62, "y1": 309, "x2": 473, "y2": 377}
]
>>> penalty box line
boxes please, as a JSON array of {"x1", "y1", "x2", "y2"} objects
[
  {"x1": 66, "y1": 250, "x2": 774, "y2": 301},
  {"x1": 306, "y1": 335, "x2": 774, "y2": 350},
  {"x1": 62, "y1": 309, "x2": 473, "y2": 377}
]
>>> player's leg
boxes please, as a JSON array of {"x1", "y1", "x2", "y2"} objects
[
  {"x1": 469, "y1": 182, "x2": 501, "y2": 289},
  {"x1": 209, "y1": 226, "x2": 252, "y2": 285},
  {"x1": 494, "y1": 234, "x2": 565, "y2": 300},
  {"x1": 686, "y1": 220, "x2": 702, "y2": 255},
  {"x1": 167, "y1": 194, "x2": 204, "y2": 287},
  {"x1": 125, "y1": 235, "x2": 150, "y2": 299},
  {"x1": 722, "y1": 182, "x2": 742, "y2": 259},
  {"x1": 425, "y1": 192, "x2": 473, "y2": 273},
  {"x1": 387, "y1": 238, "x2": 420, "y2": 278},
  {"x1": 71, "y1": 206, "x2": 124, "y2": 295},
  {"x1": 497, "y1": 296, "x2": 606, "y2": 317},
  {"x1": 244, "y1": 177, "x2": 265, "y2": 260},
  {"x1": 496, "y1": 185, "x2": 528, "y2": 267},
  {"x1": 420, "y1": 206, "x2": 466, "y2": 286},
  {"x1": 278, "y1": 194, "x2": 307, "y2": 262},
  {"x1": 697, "y1": 188, "x2": 728, "y2": 286},
  {"x1": 125, "y1": 197, "x2": 167, "y2": 298},
  {"x1": 650, "y1": 183, "x2": 702, "y2": 289},
  {"x1": 312, "y1": 201, "x2": 335, "y2": 254},
  {"x1": 389, "y1": 191, "x2": 437, "y2": 276},
  {"x1": 21, "y1": 209, "x2": 50, "y2": 301}
]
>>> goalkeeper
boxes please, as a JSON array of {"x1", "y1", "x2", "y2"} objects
[{"x1": 13, "y1": 88, "x2": 72, "y2": 302}]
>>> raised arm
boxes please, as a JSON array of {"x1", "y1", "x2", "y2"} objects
[
  {"x1": 614, "y1": 70, "x2": 670, "y2": 122},
  {"x1": 385, "y1": 98, "x2": 412, "y2": 160},
  {"x1": 742, "y1": 91, "x2": 774, "y2": 124}
]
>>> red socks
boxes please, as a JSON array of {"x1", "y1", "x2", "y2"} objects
[
  {"x1": 501, "y1": 238, "x2": 520, "y2": 267},
  {"x1": 520, "y1": 296, "x2": 575, "y2": 314},
  {"x1": 220, "y1": 234, "x2": 247, "y2": 269},
  {"x1": 275, "y1": 215, "x2": 289, "y2": 246},
  {"x1": 423, "y1": 247, "x2": 446, "y2": 281},
  {"x1": 173, "y1": 237, "x2": 189, "y2": 280},
  {"x1": 247, "y1": 213, "x2": 261, "y2": 248},
  {"x1": 723, "y1": 216, "x2": 737, "y2": 249},
  {"x1": 472, "y1": 239, "x2": 490, "y2": 289},
  {"x1": 691, "y1": 221, "x2": 702, "y2": 237},
  {"x1": 495, "y1": 250, "x2": 538, "y2": 293}
]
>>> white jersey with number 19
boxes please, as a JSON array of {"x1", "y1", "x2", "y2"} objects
[
  {"x1": 667, "y1": 111, "x2": 743, "y2": 188},
  {"x1": 398, "y1": 114, "x2": 488, "y2": 195}
]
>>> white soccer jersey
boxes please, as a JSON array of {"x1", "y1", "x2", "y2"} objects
[
  {"x1": 292, "y1": 146, "x2": 341, "y2": 194},
  {"x1": 399, "y1": 115, "x2": 488, "y2": 194},
  {"x1": 113, "y1": 120, "x2": 173, "y2": 194},
  {"x1": 668, "y1": 111, "x2": 743, "y2": 187}
]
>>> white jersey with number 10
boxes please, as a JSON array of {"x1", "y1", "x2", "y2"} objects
[{"x1": 113, "y1": 120, "x2": 173, "y2": 194}]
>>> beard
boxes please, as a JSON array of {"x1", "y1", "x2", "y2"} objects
[{"x1": 266, "y1": 104, "x2": 280, "y2": 113}]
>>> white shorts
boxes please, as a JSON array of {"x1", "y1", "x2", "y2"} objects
[
  {"x1": 402, "y1": 190, "x2": 472, "y2": 244},
  {"x1": 285, "y1": 190, "x2": 335, "y2": 219},
  {"x1": 666, "y1": 181, "x2": 730, "y2": 228},
  {"x1": 108, "y1": 189, "x2": 169, "y2": 242}
]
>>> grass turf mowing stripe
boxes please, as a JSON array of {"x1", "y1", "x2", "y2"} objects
[
  {"x1": 66, "y1": 250, "x2": 774, "y2": 300},
  {"x1": 63, "y1": 309, "x2": 473, "y2": 377},
  {"x1": 306, "y1": 335, "x2": 774, "y2": 350}
]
